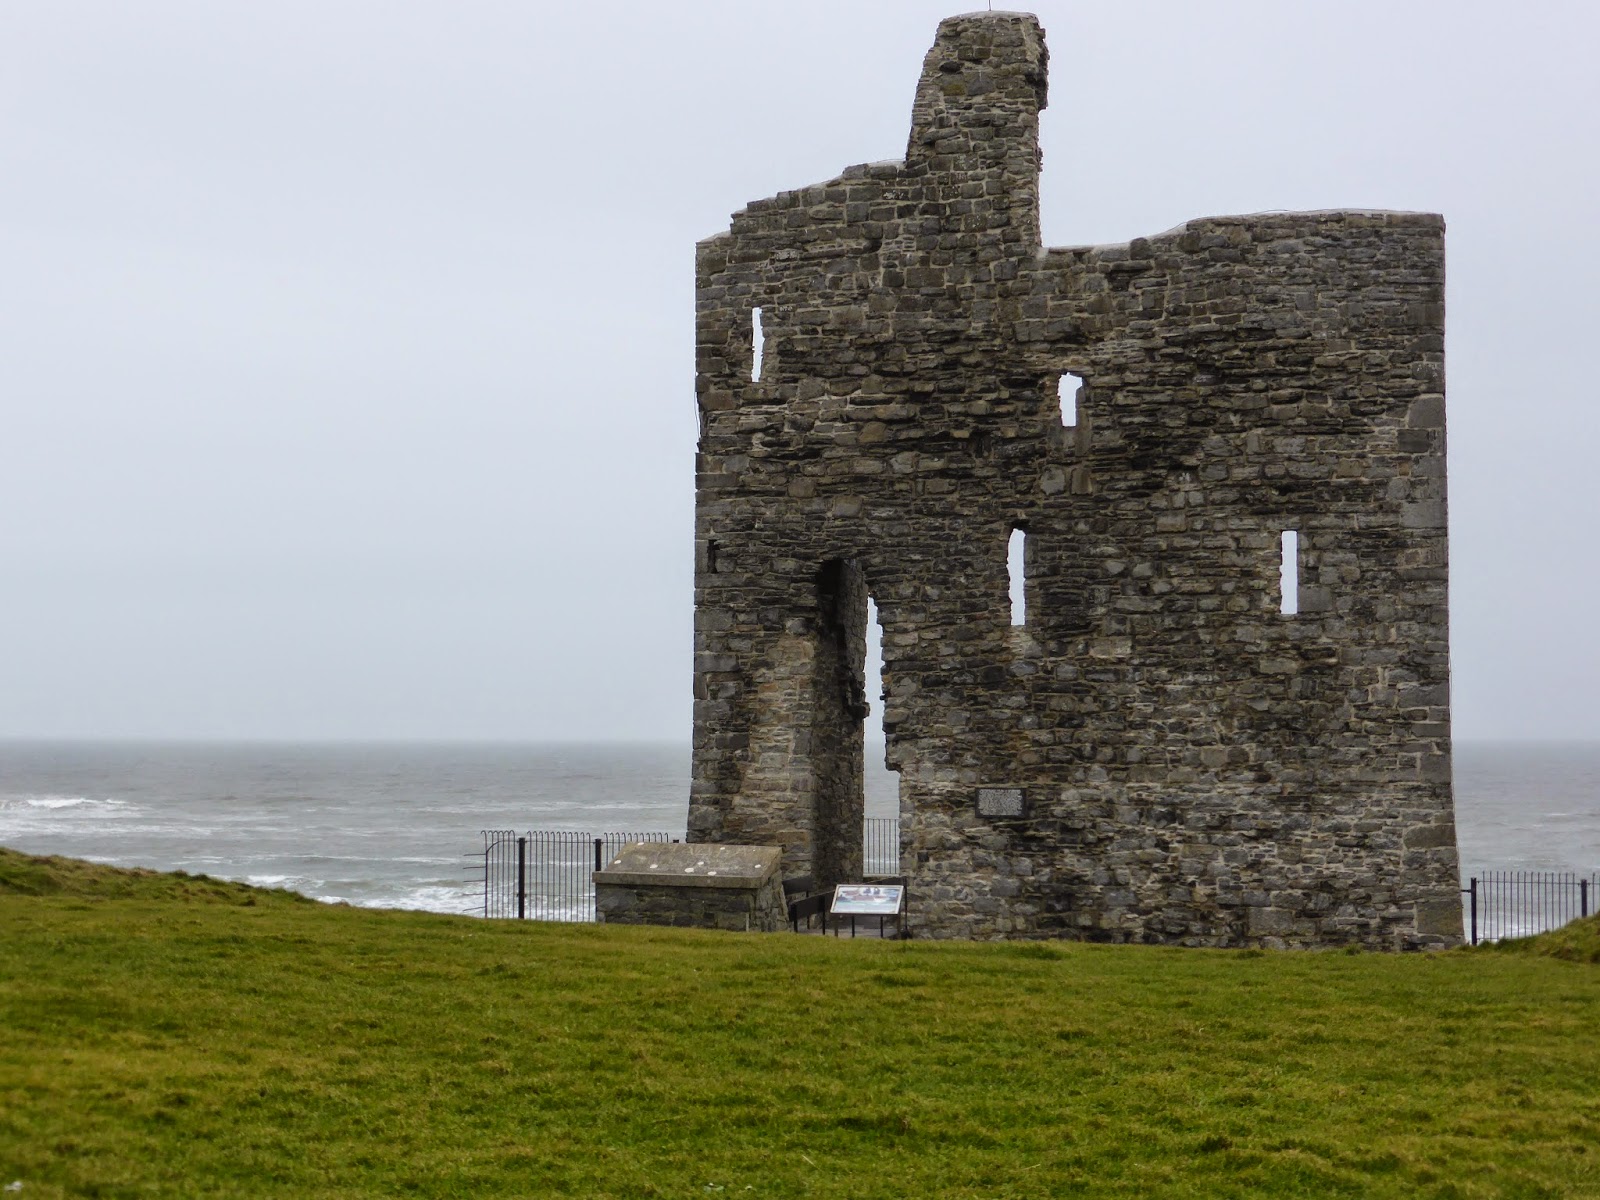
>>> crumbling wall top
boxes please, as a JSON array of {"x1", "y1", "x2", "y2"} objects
[{"x1": 908, "y1": 12, "x2": 1048, "y2": 171}]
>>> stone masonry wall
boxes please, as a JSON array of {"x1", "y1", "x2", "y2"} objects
[
  {"x1": 595, "y1": 876, "x2": 788, "y2": 934},
  {"x1": 688, "y1": 12, "x2": 1460, "y2": 948}
]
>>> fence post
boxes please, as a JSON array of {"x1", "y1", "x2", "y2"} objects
[
  {"x1": 516, "y1": 836, "x2": 527, "y2": 920},
  {"x1": 1469, "y1": 877, "x2": 1478, "y2": 946},
  {"x1": 1582, "y1": 878, "x2": 1590, "y2": 920},
  {"x1": 594, "y1": 838, "x2": 604, "y2": 874}
]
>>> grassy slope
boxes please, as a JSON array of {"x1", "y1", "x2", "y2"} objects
[
  {"x1": 1488, "y1": 914, "x2": 1600, "y2": 966},
  {"x1": 1, "y1": 849, "x2": 1597, "y2": 1200}
]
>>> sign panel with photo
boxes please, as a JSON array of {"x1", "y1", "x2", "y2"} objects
[{"x1": 831, "y1": 884, "x2": 905, "y2": 915}]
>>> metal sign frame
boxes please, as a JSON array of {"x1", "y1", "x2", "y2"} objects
[{"x1": 831, "y1": 884, "x2": 905, "y2": 916}]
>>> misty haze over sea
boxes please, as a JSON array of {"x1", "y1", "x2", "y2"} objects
[{"x1": 1, "y1": 740, "x2": 1595, "y2": 915}]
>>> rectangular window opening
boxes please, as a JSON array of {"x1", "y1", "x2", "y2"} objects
[
  {"x1": 1059, "y1": 372, "x2": 1083, "y2": 427},
  {"x1": 1008, "y1": 527, "x2": 1027, "y2": 626},
  {"x1": 751, "y1": 307, "x2": 765, "y2": 382},
  {"x1": 1280, "y1": 530, "x2": 1299, "y2": 615},
  {"x1": 865, "y1": 597, "x2": 885, "y2": 743},
  {"x1": 864, "y1": 596, "x2": 901, "y2": 868}
]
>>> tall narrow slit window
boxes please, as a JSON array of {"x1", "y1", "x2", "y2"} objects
[
  {"x1": 864, "y1": 595, "x2": 901, "y2": 871},
  {"x1": 1280, "y1": 530, "x2": 1300, "y2": 615},
  {"x1": 865, "y1": 597, "x2": 886, "y2": 744},
  {"x1": 1059, "y1": 372, "x2": 1083, "y2": 427},
  {"x1": 1008, "y1": 526, "x2": 1028, "y2": 626},
  {"x1": 751, "y1": 307, "x2": 765, "y2": 382}
]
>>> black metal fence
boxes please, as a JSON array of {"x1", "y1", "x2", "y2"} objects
[
  {"x1": 479, "y1": 830, "x2": 675, "y2": 920},
  {"x1": 1462, "y1": 872, "x2": 1597, "y2": 945},
  {"x1": 864, "y1": 817, "x2": 900, "y2": 877},
  {"x1": 477, "y1": 819, "x2": 903, "y2": 921}
]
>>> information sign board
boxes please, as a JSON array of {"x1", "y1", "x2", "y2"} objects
[{"x1": 830, "y1": 884, "x2": 905, "y2": 915}]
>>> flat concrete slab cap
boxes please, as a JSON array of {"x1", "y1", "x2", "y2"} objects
[{"x1": 594, "y1": 842, "x2": 784, "y2": 889}]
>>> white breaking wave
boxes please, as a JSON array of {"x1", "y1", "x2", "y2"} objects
[
  {"x1": 323, "y1": 884, "x2": 481, "y2": 916},
  {"x1": 0, "y1": 795, "x2": 144, "y2": 839},
  {"x1": 5, "y1": 795, "x2": 132, "y2": 812}
]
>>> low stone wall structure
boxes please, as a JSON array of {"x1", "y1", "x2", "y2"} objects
[{"x1": 593, "y1": 842, "x2": 788, "y2": 933}]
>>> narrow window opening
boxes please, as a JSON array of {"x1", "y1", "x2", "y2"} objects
[
  {"x1": 706, "y1": 538, "x2": 720, "y2": 574},
  {"x1": 751, "y1": 307, "x2": 765, "y2": 382},
  {"x1": 1008, "y1": 527, "x2": 1027, "y2": 626},
  {"x1": 1059, "y1": 372, "x2": 1083, "y2": 427},
  {"x1": 1280, "y1": 530, "x2": 1299, "y2": 615},
  {"x1": 864, "y1": 596, "x2": 901, "y2": 869},
  {"x1": 865, "y1": 597, "x2": 885, "y2": 745}
]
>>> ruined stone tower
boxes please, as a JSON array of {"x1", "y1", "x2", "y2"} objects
[{"x1": 690, "y1": 12, "x2": 1460, "y2": 947}]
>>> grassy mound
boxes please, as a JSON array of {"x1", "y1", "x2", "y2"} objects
[
  {"x1": 2, "y1": 851, "x2": 1598, "y2": 1199},
  {"x1": 0, "y1": 846, "x2": 309, "y2": 906},
  {"x1": 1487, "y1": 912, "x2": 1600, "y2": 964}
]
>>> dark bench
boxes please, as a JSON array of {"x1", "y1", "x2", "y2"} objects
[{"x1": 784, "y1": 876, "x2": 832, "y2": 933}]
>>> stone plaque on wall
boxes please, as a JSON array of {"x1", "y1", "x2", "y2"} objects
[{"x1": 976, "y1": 788, "x2": 1026, "y2": 818}]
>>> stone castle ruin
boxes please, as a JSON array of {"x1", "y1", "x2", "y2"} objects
[{"x1": 688, "y1": 12, "x2": 1461, "y2": 947}]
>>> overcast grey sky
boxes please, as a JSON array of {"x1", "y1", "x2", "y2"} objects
[{"x1": 2, "y1": 1, "x2": 1595, "y2": 742}]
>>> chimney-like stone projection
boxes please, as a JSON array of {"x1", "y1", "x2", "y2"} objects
[{"x1": 690, "y1": 12, "x2": 1459, "y2": 948}]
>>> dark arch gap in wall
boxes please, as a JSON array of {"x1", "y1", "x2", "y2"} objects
[{"x1": 811, "y1": 559, "x2": 869, "y2": 889}]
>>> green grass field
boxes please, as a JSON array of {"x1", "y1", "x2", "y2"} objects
[{"x1": 2, "y1": 847, "x2": 1597, "y2": 1199}]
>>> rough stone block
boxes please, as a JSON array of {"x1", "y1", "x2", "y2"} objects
[
  {"x1": 593, "y1": 843, "x2": 788, "y2": 933},
  {"x1": 1248, "y1": 908, "x2": 1296, "y2": 935},
  {"x1": 1403, "y1": 823, "x2": 1456, "y2": 850},
  {"x1": 1414, "y1": 899, "x2": 1464, "y2": 939}
]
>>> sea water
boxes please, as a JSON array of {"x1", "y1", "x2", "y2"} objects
[
  {"x1": 1, "y1": 740, "x2": 1595, "y2": 915},
  {"x1": 0, "y1": 742, "x2": 686, "y2": 915}
]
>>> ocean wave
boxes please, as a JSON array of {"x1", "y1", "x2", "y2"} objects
[
  {"x1": 320, "y1": 884, "x2": 481, "y2": 916},
  {"x1": 1, "y1": 794, "x2": 135, "y2": 813}
]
